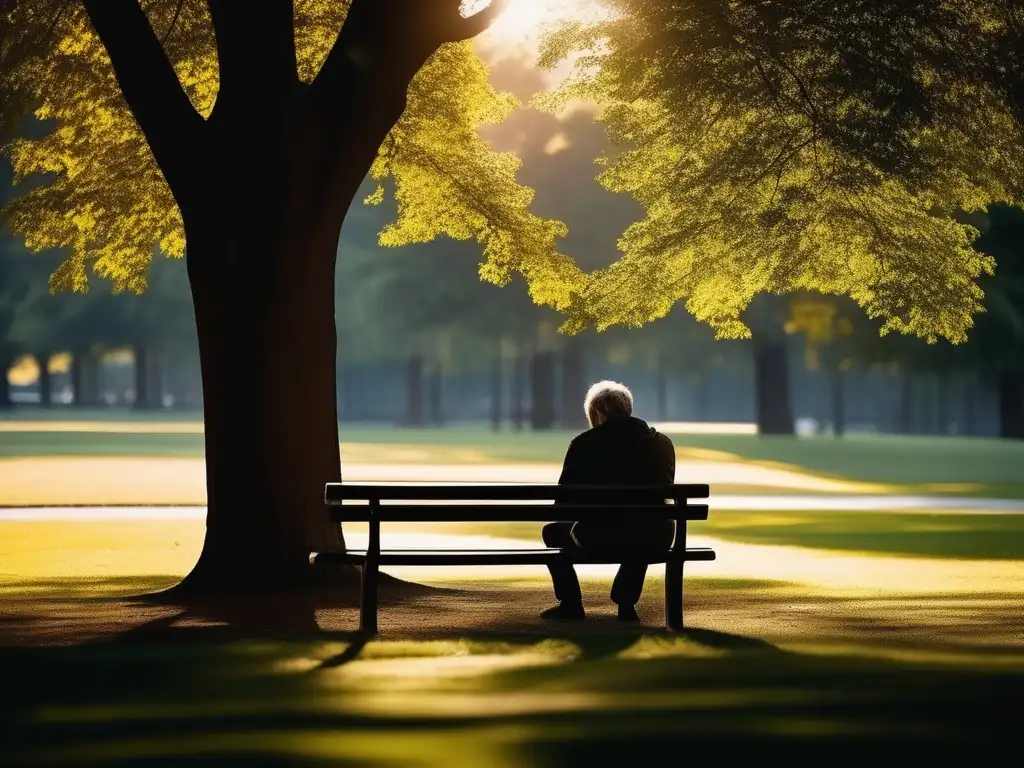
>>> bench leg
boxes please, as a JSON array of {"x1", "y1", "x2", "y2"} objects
[
  {"x1": 360, "y1": 560, "x2": 379, "y2": 635},
  {"x1": 665, "y1": 560, "x2": 684, "y2": 631}
]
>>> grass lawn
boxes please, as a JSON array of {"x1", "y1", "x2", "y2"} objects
[
  {"x1": 440, "y1": 509, "x2": 1024, "y2": 560},
  {"x1": 4, "y1": 634, "x2": 1022, "y2": 764},
  {"x1": 2, "y1": 411, "x2": 1024, "y2": 499},
  {"x1": 1, "y1": 512, "x2": 1022, "y2": 763}
]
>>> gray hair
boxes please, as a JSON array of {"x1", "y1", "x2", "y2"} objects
[{"x1": 584, "y1": 380, "x2": 633, "y2": 426}]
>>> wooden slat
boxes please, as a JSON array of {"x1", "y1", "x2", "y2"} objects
[
  {"x1": 324, "y1": 483, "x2": 710, "y2": 504},
  {"x1": 311, "y1": 547, "x2": 716, "y2": 567},
  {"x1": 329, "y1": 503, "x2": 709, "y2": 523}
]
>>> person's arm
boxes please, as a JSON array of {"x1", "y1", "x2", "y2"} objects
[
  {"x1": 558, "y1": 439, "x2": 583, "y2": 486},
  {"x1": 659, "y1": 434, "x2": 676, "y2": 485},
  {"x1": 555, "y1": 438, "x2": 584, "y2": 508}
]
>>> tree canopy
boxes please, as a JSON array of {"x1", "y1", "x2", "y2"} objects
[
  {"x1": 538, "y1": 0, "x2": 1024, "y2": 341},
  {"x1": 1, "y1": 0, "x2": 583, "y2": 305}
]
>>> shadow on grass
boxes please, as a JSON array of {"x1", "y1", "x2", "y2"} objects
[
  {"x1": 0, "y1": 573, "x2": 1022, "y2": 762},
  {"x1": 1, "y1": 625, "x2": 1022, "y2": 765},
  {"x1": 692, "y1": 509, "x2": 1024, "y2": 560}
]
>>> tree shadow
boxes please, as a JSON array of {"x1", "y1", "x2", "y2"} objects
[{"x1": 679, "y1": 626, "x2": 778, "y2": 652}]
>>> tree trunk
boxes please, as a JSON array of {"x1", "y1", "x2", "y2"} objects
[
  {"x1": 490, "y1": 351, "x2": 503, "y2": 432},
  {"x1": 71, "y1": 349, "x2": 101, "y2": 408},
  {"x1": 404, "y1": 353, "x2": 424, "y2": 427},
  {"x1": 530, "y1": 350, "x2": 556, "y2": 431},
  {"x1": 830, "y1": 368, "x2": 846, "y2": 438},
  {"x1": 998, "y1": 371, "x2": 1024, "y2": 439},
  {"x1": 74, "y1": 350, "x2": 104, "y2": 409},
  {"x1": 898, "y1": 372, "x2": 914, "y2": 434},
  {"x1": 70, "y1": 350, "x2": 84, "y2": 407},
  {"x1": 0, "y1": 350, "x2": 12, "y2": 410},
  {"x1": 79, "y1": 0, "x2": 486, "y2": 595},
  {"x1": 133, "y1": 344, "x2": 150, "y2": 409},
  {"x1": 511, "y1": 344, "x2": 525, "y2": 431},
  {"x1": 427, "y1": 364, "x2": 443, "y2": 427},
  {"x1": 751, "y1": 334, "x2": 795, "y2": 435},
  {"x1": 179, "y1": 228, "x2": 346, "y2": 592},
  {"x1": 655, "y1": 353, "x2": 668, "y2": 421},
  {"x1": 744, "y1": 295, "x2": 794, "y2": 436},
  {"x1": 37, "y1": 351, "x2": 52, "y2": 408},
  {"x1": 695, "y1": 371, "x2": 709, "y2": 420},
  {"x1": 964, "y1": 375, "x2": 977, "y2": 436},
  {"x1": 559, "y1": 336, "x2": 587, "y2": 429},
  {"x1": 936, "y1": 373, "x2": 950, "y2": 435}
]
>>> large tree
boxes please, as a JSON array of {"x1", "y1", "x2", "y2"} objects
[
  {"x1": 2, "y1": 1, "x2": 584, "y2": 592},
  {"x1": 540, "y1": 1, "x2": 1024, "y2": 342},
  {"x1": 6, "y1": 1, "x2": 1024, "y2": 592}
]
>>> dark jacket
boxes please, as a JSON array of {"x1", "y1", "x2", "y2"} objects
[{"x1": 556, "y1": 416, "x2": 676, "y2": 552}]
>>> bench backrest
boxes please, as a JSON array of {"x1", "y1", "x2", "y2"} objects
[{"x1": 324, "y1": 483, "x2": 710, "y2": 523}]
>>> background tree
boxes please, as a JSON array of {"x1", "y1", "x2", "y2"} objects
[
  {"x1": 540, "y1": 1, "x2": 1024, "y2": 345},
  {"x1": 853, "y1": 205, "x2": 1024, "y2": 438}
]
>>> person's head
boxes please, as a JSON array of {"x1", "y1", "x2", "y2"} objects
[{"x1": 583, "y1": 380, "x2": 634, "y2": 427}]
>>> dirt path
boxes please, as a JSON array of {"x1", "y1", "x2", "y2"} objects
[{"x1": 4, "y1": 457, "x2": 1021, "y2": 507}]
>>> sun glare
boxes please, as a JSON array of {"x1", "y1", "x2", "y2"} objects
[{"x1": 463, "y1": 0, "x2": 596, "y2": 47}]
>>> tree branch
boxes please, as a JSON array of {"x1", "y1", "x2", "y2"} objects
[
  {"x1": 207, "y1": 0, "x2": 296, "y2": 107},
  {"x1": 160, "y1": 0, "x2": 184, "y2": 46},
  {"x1": 444, "y1": 0, "x2": 509, "y2": 42},
  {"x1": 81, "y1": 0, "x2": 202, "y2": 190},
  {"x1": 315, "y1": 0, "x2": 509, "y2": 102}
]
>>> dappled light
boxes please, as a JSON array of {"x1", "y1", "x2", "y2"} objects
[{"x1": 2, "y1": 0, "x2": 1023, "y2": 760}]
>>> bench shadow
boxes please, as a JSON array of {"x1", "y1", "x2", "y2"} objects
[{"x1": 679, "y1": 626, "x2": 777, "y2": 652}]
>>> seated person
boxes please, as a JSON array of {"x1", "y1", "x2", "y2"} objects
[{"x1": 541, "y1": 380, "x2": 676, "y2": 623}]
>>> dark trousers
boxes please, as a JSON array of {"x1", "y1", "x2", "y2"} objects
[{"x1": 542, "y1": 520, "x2": 675, "y2": 607}]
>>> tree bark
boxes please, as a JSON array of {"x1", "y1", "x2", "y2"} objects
[
  {"x1": 180, "y1": 228, "x2": 345, "y2": 591},
  {"x1": 36, "y1": 351, "x2": 52, "y2": 408},
  {"x1": 751, "y1": 334, "x2": 795, "y2": 435},
  {"x1": 998, "y1": 371, "x2": 1024, "y2": 439},
  {"x1": 81, "y1": 0, "x2": 507, "y2": 593},
  {"x1": 404, "y1": 353, "x2": 424, "y2": 427},
  {"x1": 530, "y1": 350, "x2": 556, "y2": 430}
]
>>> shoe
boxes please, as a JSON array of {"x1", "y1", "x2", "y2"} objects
[
  {"x1": 617, "y1": 604, "x2": 640, "y2": 622},
  {"x1": 540, "y1": 602, "x2": 586, "y2": 621}
]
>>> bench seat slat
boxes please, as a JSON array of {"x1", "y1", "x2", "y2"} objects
[
  {"x1": 325, "y1": 483, "x2": 710, "y2": 503},
  {"x1": 311, "y1": 547, "x2": 716, "y2": 567},
  {"x1": 329, "y1": 503, "x2": 709, "y2": 523}
]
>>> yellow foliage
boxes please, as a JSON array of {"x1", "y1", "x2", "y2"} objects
[
  {"x1": 537, "y1": 3, "x2": 1024, "y2": 342},
  {"x1": 1, "y1": 1, "x2": 579, "y2": 311}
]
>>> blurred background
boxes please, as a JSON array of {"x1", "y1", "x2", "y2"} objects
[{"x1": 1, "y1": 52, "x2": 1021, "y2": 441}]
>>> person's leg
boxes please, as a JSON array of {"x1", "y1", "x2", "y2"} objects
[
  {"x1": 610, "y1": 563, "x2": 649, "y2": 611},
  {"x1": 611, "y1": 522, "x2": 677, "y2": 620},
  {"x1": 541, "y1": 521, "x2": 584, "y2": 617}
]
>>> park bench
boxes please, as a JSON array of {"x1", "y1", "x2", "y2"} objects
[{"x1": 312, "y1": 483, "x2": 715, "y2": 634}]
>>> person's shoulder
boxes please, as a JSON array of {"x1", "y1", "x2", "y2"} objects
[
  {"x1": 651, "y1": 429, "x2": 675, "y2": 450},
  {"x1": 568, "y1": 428, "x2": 597, "y2": 449},
  {"x1": 652, "y1": 428, "x2": 673, "y2": 444}
]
